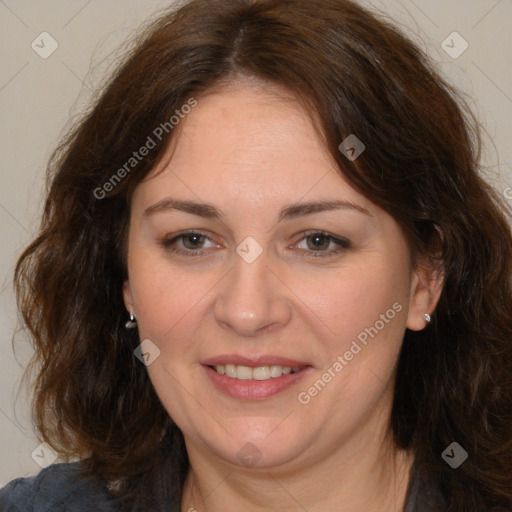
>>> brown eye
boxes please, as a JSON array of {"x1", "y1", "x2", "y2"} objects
[
  {"x1": 305, "y1": 233, "x2": 331, "y2": 251},
  {"x1": 161, "y1": 231, "x2": 219, "y2": 257},
  {"x1": 294, "y1": 231, "x2": 351, "y2": 258},
  {"x1": 182, "y1": 233, "x2": 206, "y2": 249}
]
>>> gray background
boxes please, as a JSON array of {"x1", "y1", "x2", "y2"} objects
[{"x1": 1, "y1": 0, "x2": 511, "y2": 485}]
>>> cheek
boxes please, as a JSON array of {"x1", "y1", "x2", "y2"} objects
[
  {"x1": 292, "y1": 265, "x2": 408, "y2": 420},
  {"x1": 294, "y1": 255, "x2": 409, "y2": 353},
  {"x1": 128, "y1": 250, "x2": 211, "y2": 350}
]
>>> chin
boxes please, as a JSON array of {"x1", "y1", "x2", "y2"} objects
[{"x1": 192, "y1": 419, "x2": 313, "y2": 470}]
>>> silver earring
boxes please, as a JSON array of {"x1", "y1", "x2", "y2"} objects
[
  {"x1": 424, "y1": 313, "x2": 431, "y2": 323},
  {"x1": 125, "y1": 312, "x2": 137, "y2": 329}
]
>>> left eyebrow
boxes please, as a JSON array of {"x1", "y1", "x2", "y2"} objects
[
  {"x1": 277, "y1": 200, "x2": 373, "y2": 222},
  {"x1": 142, "y1": 198, "x2": 373, "y2": 221}
]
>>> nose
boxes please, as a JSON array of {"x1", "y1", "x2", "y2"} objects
[{"x1": 213, "y1": 248, "x2": 292, "y2": 337}]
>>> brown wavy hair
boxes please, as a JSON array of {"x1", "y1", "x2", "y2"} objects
[{"x1": 14, "y1": 0, "x2": 512, "y2": 509}]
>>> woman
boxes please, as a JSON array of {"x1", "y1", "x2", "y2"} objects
[{"x1": 1, "y1": 0, "x2": 512, "y2": 510}]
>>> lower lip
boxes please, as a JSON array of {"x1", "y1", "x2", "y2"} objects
[{"x1": 203, "y1": 365, "x2": 311, "y2": 400}]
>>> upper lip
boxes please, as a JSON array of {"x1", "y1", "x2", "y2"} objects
[{"x1": 202, "y1": 354, "x2": 310, "y2": 368}]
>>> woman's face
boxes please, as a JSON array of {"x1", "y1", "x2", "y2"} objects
[{"x1": 124, "y1": 80, "x2": 437, "y2": 471}]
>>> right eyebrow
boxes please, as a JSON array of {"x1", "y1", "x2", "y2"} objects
[{"x1": 143, "y1": 198, "x2": 224, "y2": 220}]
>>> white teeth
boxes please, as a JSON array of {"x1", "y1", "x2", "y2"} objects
[
  {"x1": 212, "y1": 364, "x2": 300, "y2": 381},
  {"x1": 270, "y1": 365, "x2": 283, "y2": 378},
  {"x1": 253, "y1": 366, "x2": 270, "y2": 380},
  {"x1": 225, "y1": 364, "x2": 237, "y2": 378},
  {"x1": 236, "y1": 365, "x2": 253, "y2": 380}
]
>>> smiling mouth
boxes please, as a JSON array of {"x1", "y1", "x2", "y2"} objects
[{"x1": 210, "y1": 364, "x2": 305, "y2": 381}]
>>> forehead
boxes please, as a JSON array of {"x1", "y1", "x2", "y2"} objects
[
  {"x1": 137, "y1": 80, "x2": 372, "y2": 211},
  {"x1": 172, "y1": 82, "x2": 325, "y2": 167}
]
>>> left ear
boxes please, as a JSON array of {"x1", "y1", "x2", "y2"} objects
[
  {"x1": 406, "y1": 260, "x2": 444, "y2": 331},
  {"x1": 123, "y1": 279, "x2": 134, "y2": 315}
]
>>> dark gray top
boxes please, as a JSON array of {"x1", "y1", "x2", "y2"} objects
[
  {"x1": 0, "y1": 458, "x2": 497, "y2": 511},
  {"x1": 0, "y1": 461, "x2": 439, "y2": 512},
  {"x1": 0, "y1": 463, "x2": 119, "y2": 512}
]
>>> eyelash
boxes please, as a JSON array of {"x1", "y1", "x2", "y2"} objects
[{"x1": 160, "y1": 230, "x2": 351, "y2": 259}]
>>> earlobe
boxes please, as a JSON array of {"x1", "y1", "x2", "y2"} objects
[
  {"x1": 406, "y1": 265, "x2": 444, "y2": 331},
  {"x1": 123, "y1": 281, "x2": 138, "y2": 328}
]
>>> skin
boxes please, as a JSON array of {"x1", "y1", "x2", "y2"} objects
[{"x1": 123, "y1": 78, "x2": 444, "y2": 512}]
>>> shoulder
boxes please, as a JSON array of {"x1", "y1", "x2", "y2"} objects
[
  {"x1": 0, "y1": 462, "x2": 119, "y2": 511},
  {"x1": 404, "y1": 464, "x2": 446, "y2": 512}
]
